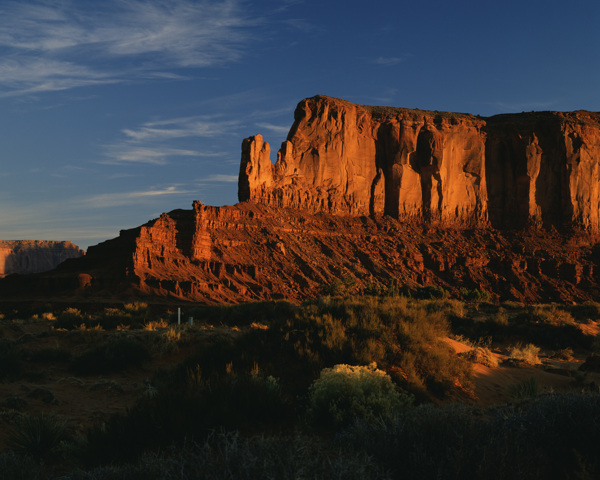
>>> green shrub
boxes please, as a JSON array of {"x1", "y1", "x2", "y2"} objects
[
  {"x1": 415, "y1": 285, "x2": 448, "y2": 300},
  {"x1": 459, "y1": 288, "x2": 491, "y2": 303},
  {"x1": 308, "y1": 363, "x2": 413, "y2": 429}
]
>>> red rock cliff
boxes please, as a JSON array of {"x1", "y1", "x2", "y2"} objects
[
  {"x1": 3, "y1": 97, "x2": 600, "y2": 304},
  {"x1": 240, "y1": 96, "x2": 600, "y2": 232}
]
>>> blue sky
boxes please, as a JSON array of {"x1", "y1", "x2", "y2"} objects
[{"x1": 1, "y1": 0, "x2": 598, "y2": 250}]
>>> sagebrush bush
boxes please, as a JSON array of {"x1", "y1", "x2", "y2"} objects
[{"x1": 308, "y1": 363, "x2": 413, "y2": 429}]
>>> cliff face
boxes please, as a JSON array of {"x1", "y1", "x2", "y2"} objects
[
  {"x1": 240, "y1": 96, "x2": 600, "y2": 233},
  {"x1": 0, "y1": 240, "x2": 84, "y2": 277},
  {"x1": 3, "y1": 96, "x2": 600, "y2": 304},
  {"x1": 485, "y1": 111, "x2": 600, "y2": 231},
  {"x1": 240, "y1": 96, "x2": 488, "y2": 225}
]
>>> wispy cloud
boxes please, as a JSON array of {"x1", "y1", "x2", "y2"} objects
[
  {"x1": 199, "y1": 174, "x2": 239, "y2": 183},
  {"x1": 104, "y1": 114, "x2": 237, "y2": 165},
  {"x1": 371, "y1": 56, "x2": 408, "y2": 66},
  {"x1": 256, "y1": 122, "x2": 290, "y2": 134},
  {"x1": 81, "y1": 185, "x2": 193, "y2": 208},
  {"x1": 0, "y1": 0, "x2": 257, "y2": 96},
  {"x1": 102, "y1": 146, "x2": 210, "y2": 165},
  {"x1": 122, "y1": 116, "x2": 241, "y2": 142}
]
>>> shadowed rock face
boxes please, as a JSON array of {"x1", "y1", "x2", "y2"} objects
[
  {"x1": 3, "y1": 96, "x2": 600, "y2": 304},
  {"x1": 485, "y1": 111, "x2": 600, "y2": 231},
  {"x1": 240, "y1": 95, "x2": 600, "y2": 233},
  {"x1": 0, "y1": 240, "x2": 84, "y2": 277}
]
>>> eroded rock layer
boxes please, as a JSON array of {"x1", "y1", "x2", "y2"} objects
[{"x1": 2, "y1": 201, "x2": 599, "y2": 304}]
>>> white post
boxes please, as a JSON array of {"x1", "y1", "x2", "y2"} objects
[{"x1": 178, "y1": 307, "x2": 181, "y2": 326}]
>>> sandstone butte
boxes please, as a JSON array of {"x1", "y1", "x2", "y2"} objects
[
  {"x1": 2, "y1": 95, "x2": 600, "y2": 304},
  {"x1": 0, "y1": 240, "x2": 83, "y2": 278}
]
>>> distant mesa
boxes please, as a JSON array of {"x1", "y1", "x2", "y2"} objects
[
  {"x1": 0, "y1": 240, "x2": 84, "y2": 277},
  {"x1": 2, "y1": 95, "x2": 600, "y2": 304}
]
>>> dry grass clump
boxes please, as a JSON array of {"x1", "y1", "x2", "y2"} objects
[
  {"x1": 508, "y1": 343, "x2": 541, "y2": 365},
  {"x1": 460, "y1": 346, "x2": 499, "y2": 368},
  {"x1": 143, "y1": 319, "x2": 169, "y2": 331}
]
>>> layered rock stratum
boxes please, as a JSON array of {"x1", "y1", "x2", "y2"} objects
[
  {"x1": 2, "y1": 96, "x2": 600, "y2": 304},
  {"x1": 0, "y1": 240, "x2": 83, "y2": 277}
]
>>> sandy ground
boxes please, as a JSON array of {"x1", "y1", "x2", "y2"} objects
[{"x1": 444, "y1": 337, "x2": 599, "y2": 406}]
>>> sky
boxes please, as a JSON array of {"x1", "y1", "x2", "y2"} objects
[{"x1": 1, "y1": 0, "x2": 598, "y2": 250}]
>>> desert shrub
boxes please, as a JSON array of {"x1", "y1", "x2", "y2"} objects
[
  {"x1": 54, "y1": 307, "x2": 89, "y2": 330},
  {"x1": 550, "y1": 347, "x2": 574, "y2": 361},
  {"x1": 460, "y1": 346, "x2": 499, "y2": 368},
  {"x1": 361, "y1": 278, "x2": 405, "y2": 297},
  {"x1": 415, "y1": 285, "x2": 448, "y2": 300},
  {"x1": 0, "y1": 339, "x2": 23, "y2": 380},
  {"x1": 308, "y1": 363, "x2": 413, "y2": 429},
  {"x1": 321, "y1": 276, "x2": 356, "y2": 297},
  {"x1": 0, "y1": 451, "x2": 49, "y2": 480},
  {"x1": 459, "y1": 288, "x2": 491, "y2": 303},
  {"x1": 508, "y1": 343, "x2": 541, "y2": 365},
  {"x1": 71, "y1": 432, "x2": 388, "y2": 480},
  {"x1": 71, "y1": 337, "x2": 150, "y2": 375},
  {"x1": 527, "y1": 305, "x2": 576, "y2": 327},
  {"x1": 6, "y1": 413, "x2": 68, "y2": 459},
  {"x1": 341, "y1": 392, "x2": 600, "y2": 480},
  {"x1": 509, "y1": 376, "x2": 540, "y2": 400},
  {"x1": 81, "y1": 368, "x2": 291, "y2": 466},
  {"x1": 183, "y1": 300, "x2": 298, "y2": 328},
  {"x1": 259, "y1": 296, "x2": 473, "y2": 399}
]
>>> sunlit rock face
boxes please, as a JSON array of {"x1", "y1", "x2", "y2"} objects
[
  {"x1": 240, "y1": 95, "x2": 488, "y2": 225},
  {"x1": 0, "y1": 240, "x2": 84, "y2": 277},
  {"x1": 240, "y1": 95, "x2": 600, "y2": 233}
]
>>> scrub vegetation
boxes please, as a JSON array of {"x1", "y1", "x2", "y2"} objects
[{"x1": 1, "y1": 294, "x2": 599, "y2": 479}]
